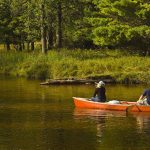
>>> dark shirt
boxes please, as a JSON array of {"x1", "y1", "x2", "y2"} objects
[
  {"x1": 143, "y1": 89, "x2": 150, "y2": 105},
  {"x1": 93, "y1": 87, "x2": 106, "y2": 102}
]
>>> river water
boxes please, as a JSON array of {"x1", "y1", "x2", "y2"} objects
[{"x1": 0, "y1": 76, "x2": 150, "y2": 150}]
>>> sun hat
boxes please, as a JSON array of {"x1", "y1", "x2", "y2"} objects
[{"x1": 96, "y1": 81, "x2": 105, "y2": 88}]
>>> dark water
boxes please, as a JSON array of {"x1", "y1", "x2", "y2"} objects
[{"x1": 0, "y1": 76, "x2": 150, "y2": 150}]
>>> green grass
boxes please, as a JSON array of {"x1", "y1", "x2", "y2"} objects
[{"x1": 0, "y1": 49, "x2": 150, "y2": 83}]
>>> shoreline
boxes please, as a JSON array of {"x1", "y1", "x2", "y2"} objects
[
  {"x1": 0, "y1": 74, "x2": 145, "y2": 85},
  {"x1": 40, "y1": 77, "x2": 141, "y2": 85},
  {"x1": 40, "y1": 79, "x2": 107, "y2": 85},
  {"x1": 1, "y1": 51, "x2": 150, "y2": 85}
]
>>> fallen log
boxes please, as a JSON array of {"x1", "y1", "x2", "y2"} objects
[{"x1": 40, "y1": 79, "x2": 115, "y2": 85}]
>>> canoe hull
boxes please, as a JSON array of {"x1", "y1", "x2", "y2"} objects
[{"x1": 73, "y1": 97, "x2": 150, "y2": 112}]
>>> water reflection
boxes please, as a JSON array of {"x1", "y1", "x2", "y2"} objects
[
  {"x1": 74, "y1": 108, "x2": 127, "y2": 144},
  {"x1": 131, "y1": 112, "x2": 150, "y2": 134},
  {"x1": 74, "y1": 108, "x2": 127, "y2": 118},
  {"x1": 74, "y1": 108, "x2": 150, "y2": 149},
  {"x1": 1, "y1": 76, "x2": 150, "y2": 149}
]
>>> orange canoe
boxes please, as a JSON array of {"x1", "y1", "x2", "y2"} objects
[{"x1": 73, "y1": 97, "x2": 150, "y2": 112}]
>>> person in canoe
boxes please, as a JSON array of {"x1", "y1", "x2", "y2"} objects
[
  {"x1": 91, "y1": 81, "x2": 106, "y2": 102},
  {"x1": 137, "y1": 89, "x2": 150, "y2": 105}
]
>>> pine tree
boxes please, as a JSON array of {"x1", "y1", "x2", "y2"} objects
[
  {"x1": 0, "y1": 0, "x2": 12, "y2": 50},
  {"x1": 89, "y1": 0, "x2": 150, "y2": 53}
]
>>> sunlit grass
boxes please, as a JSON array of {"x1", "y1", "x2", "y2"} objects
[{"x1": 0, "y1": 49, "x2": 150, "y2": 83}]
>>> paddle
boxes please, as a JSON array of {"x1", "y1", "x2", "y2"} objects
[
  {"x1": 126, "y1": 104, "x2": 141, "y2": 112},
  {"x1": 126, "y1": 105, "x2": 134, "y2": 112}
]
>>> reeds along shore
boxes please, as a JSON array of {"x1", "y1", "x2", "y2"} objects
[{"x1": 0, "y1": 49, "x2": 150, "y2": 84}]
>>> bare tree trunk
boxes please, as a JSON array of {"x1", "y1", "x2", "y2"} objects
[
  {"x1": 47, "y1": 9, "x2": 55, "y2": 50},
  {"x1": 56, "y1": 1, "x2": 62, "y2": 49},
  {"x1": 48, "y1": 28, "x2": 53, "y2": 50},
  {"x1": 18, "y1": 35, "x2": 22, "y2": 51},
  {"x1": 41, "y1": 3, "x2": 47, "y2": 54},
  {"x1": 27, "y1": 42, "x2": 30, "y2": 51},
  {"x1": 6, "y1": 38, "x2": 11, "y2": 51},
  {"x1": 19, "y1": 43, "x2": 22, "y2": 51},
  {"x1": 31, "y1": 42, "x2": 34, "y2": 51},
  {"x1": 22, "y1": 42, "x2": 25, "y2": 50},
  {"x1": 6, "y1": 42, "x2": 10, "y2": 51}
]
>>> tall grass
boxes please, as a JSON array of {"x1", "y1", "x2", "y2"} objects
[{"x1": 0, "y1": 49, "x2": 150, "y2": 83}]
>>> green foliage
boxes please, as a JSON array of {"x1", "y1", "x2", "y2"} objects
[
  {"x1": 89, "y1": 0, "x2": 150, "y2": 50},
  {"x1": 26, "y1": 62, "x2": 49, "y2": 79},
  {"x1": 0, "y1": 0, "x2": 149, "y2": 51},
  {"x1": 1, "y1": 50, "x2": 150, "y2": 83},
  {"x1": 93, "y1": 25, "x2": 128, "y2": 46},
  {"x1": 0, "y1": 0, "x2": 12, "y2": 43},
  {"x1": 50, "y1": 59, "x2": 78, "y2": 79}
]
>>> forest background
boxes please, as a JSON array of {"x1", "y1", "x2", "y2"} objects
[{"x1": 0, "y1": 0, "x2": 150, "y2": 83}]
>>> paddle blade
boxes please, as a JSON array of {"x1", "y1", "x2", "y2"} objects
[{"x1": 126, "y1": 105, "x2": 134, "y2": 112}]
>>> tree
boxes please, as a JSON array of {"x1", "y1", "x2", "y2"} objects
[
  {"x1": 0, "y1": 0, "x2": 97, "y2": 51},
  {"x1": 40, "y1": 1, "x2": 47, "y2": 53},
  {"x1": 90, "y1": 0, "x2": 150, "y2": 53},
  {"x1": 0, "y1": 0, "x2": 12, "y2": 50},
  {"x1": 45, "y1": 0, "x2": 95, "y2": 49},
  {"x1": 56, "y1": 0, "x2": 62, "y2": 48},
  {"x1": 24, "y1": 0, "x2": 40, "y2": 51}
]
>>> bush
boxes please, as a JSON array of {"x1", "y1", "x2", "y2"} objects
[
  {"x1": 26, "y1": 62, "x2": 49, "y2": 80},
  {"x1": 0, "y1": 49, "x2": 150, "y2": 84}
]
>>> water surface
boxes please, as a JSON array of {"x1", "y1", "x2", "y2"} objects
[{"x1": 0, "y1": 76, "x2": 150, "y2": 150}]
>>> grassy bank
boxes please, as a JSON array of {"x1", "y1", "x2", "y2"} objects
[{"x1": 0, "y1": 49, "x2": 150, "y2": 84}]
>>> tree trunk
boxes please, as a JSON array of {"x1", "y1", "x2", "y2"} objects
[
  {"x1": 22, "y1": 42, "x2": 25, "y2": 50},
  {"x1": 6, "y1": 42, "x2": 10, "y2": 51},
  {"x1": 48, "y1": 29, "x2": 53, "y2": 50},
  {"x1": 5, "y1": 38, "x2": 11, "y2": 51},
  {"x1": 19, "y1": 43, "x2": 22, "y2": 51},
  {"x1": 47, "y1": 9, "x2": 54, "y2": 50},
  {"x1": 56, "y1": 1, "x2": 62, "y2": 49},
  {"x1": 27, "y1": 42, "x2": 30, "y2": 51},
  {"x1": 31, "y1": 42, "x2": 34, "y2": 51},
  {"x1": 41, "y1": 3, "x2": 47, "y2": 54},
  {"x1": 18, "y1": 35, "x2": 22, "y2": 51}
]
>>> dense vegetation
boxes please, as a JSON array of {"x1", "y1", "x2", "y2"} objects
[
  {"x1": 0, "y1": 0, "x2": 150, "y2": 83},
  {"x1": 0, "y1": 0, "x2": 149, "y2": 54},
  {"x1": 0, "y1": 50, "x2": 150, "y2": 84}
]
